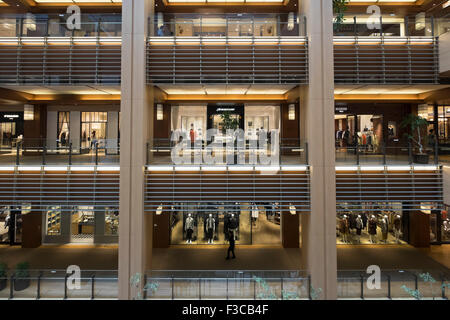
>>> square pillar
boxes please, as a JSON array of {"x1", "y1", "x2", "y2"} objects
[
  {"x1": 119, "y1": 0, "x2": 154, "y2": 300},
  {"x1": 299, "y1": 0, "x2": 337, "y2": 300}
]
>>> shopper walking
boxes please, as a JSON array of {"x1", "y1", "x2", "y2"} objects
[{"x1": 226, "y1": 230, "x2": 236, "y2": 260}]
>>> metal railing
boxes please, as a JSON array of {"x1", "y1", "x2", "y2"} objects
[
  {"x1": 0, "y1": 138, "x2": 120, "y2": 166},
  {"x1": 334, "y1": 16, "x2": 449, "y2": 38},
  {"x1": 0, "y1": 269, "x2": 447, "y2": 299},
  {"x1": 147, "y1": 138, "x2": 308, "y2": 166},
  {"x1": 150, "y1": 13, "x2": 306, "y2": 38},
  {"x1": 335, "y1": 141, "x2": 440, "y2": 166},
  {"x1": 0, "y1": 14, "x2": 122, "y2": 38},
  {"x1": 0, "y1": 270, "x2": 117, "y2": 300}
]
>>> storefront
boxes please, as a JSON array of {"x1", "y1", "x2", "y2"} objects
[
  {"x1": 0, "y1": 111, "x2": 24, "y2": 149},
  {"x1": 43, "y1": 206, "x2": 118, "y2": 244},
  {"x1": 171, "y1": 104, "x2": 280, "y2": 139},
  {"x1": 334, "y1": 103, "x2": 413, "y2": 154},
  {"x1": 168, "y1": 202, "x2": 283, "y2": 246},
  {"x1": 46, "y1": 106, "x2": 120, "y2": 154},
  {"x1": 418, "y1": 104, "x2": 450, "y2": 154},
  {"x1": 336, "y1": 202, "x2": 407, "y2": 245}
]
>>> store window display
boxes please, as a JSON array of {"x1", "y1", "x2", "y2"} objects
[
  {"x1": 71, "y1": 206, "x2": 95, "y2": 242},
  {"x1": 336, "y1": 202, "x2": 405, "y2": 245},
  {"x1": 81, "y1": 112, "x2": 107, "y2": 150},
  {"x1": 46, "y1": 205, "x2": 62, "y2": 236},
  {"x1": 169, "y1": 201, "x2": 281, "y2": 245},
  {"x1": 105, "y1": 208, "x2": 119, "y2": 236}
]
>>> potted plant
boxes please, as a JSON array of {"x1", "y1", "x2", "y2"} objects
[
  {"x1": 219, "y1": 112, "x2": 239, "y2": 135},
  {"x1": 400, "y1": 114, "x2": 430, "y2": 164},
  {"x1": 14, "y1": 262, "x2": 30, "y2": 291},
  {"x1": 333, "y1": 0, "x2": 349, "y2": 31},
  {"x1": 0, "y1": 263, "x2": 7, "y2": 291}
]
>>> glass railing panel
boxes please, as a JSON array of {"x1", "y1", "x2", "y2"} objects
[
  {"x1": 40, "y1": 277, "x2": 65, "y2": 299},
  {"x1": 151, "y1": 14, "x2": 305, "y2": 38},
  {"x1": 145, "y1": 277, "x2": 172, "y2": 299},
  {"x1": 389, "y1": 271, "x2": 417, "y2": 300},
  {"x1": 334, "y1": 16, "x2": 442, "y2": 37},
  {"x1": 227, "y1": 278, "x2": 253, "y2": 300},
  {"x1": 199, "y1": 278, "x2": 228, "y2": 300},
  {"x1": 148, "y1": 138, "x2": 307, "y2": 166},
  {"x1": 337, "y1": 276, "x2": 361, "y2": 299},
  {"x1": 93, "y1": 277, "x2": 118, "y2": 299}
]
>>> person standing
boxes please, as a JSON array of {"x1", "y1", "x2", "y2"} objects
[{"x1": 226, "y1": 230, "x2": 236, "y2": 260}]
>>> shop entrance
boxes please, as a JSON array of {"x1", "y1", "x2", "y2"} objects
[
  {"x1": 207, "y1": 104, "x2": 245, "y2": 133},
  {"x1": 0, "y1": 112, "x2": 24, "y2": 150},
  {"x1": 335, "y1": 114, "x2": 383, "y2": 153},
  {"x1": 81, "y1": 112, "x2": 107, "y2": 151},
  {"x1": 71, "y1": 206, "x2": 95, "y2": 243},
  {"x1": 0, "y1": 206, "x2": 25, "y2": 245}
]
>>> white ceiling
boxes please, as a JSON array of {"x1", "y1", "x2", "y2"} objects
[{"x1": 157, "y1": 84, "x2": 296, "y2": 95}]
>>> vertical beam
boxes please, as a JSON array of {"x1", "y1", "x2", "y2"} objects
[
  {"x1": 299, "y1": 0, "x2": 337, "y2": 300},
  {"x1": 119, "y1": 0, "x2": 154, "y2": 300}
]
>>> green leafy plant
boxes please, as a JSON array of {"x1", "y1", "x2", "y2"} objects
[
  {"x1": 419, "y1": 272, "x2": 437, "y2": 300},
  {"x1": 401, "y1": 285, "x2": 423, "y2": 300},
  {"x1": 219, "y1": 112, "x2": 239, "y2": 134},
  {"x1": 400, "y1": 114, "x2": 429, "y2": 154},
  {"x1": 333, "y1": 0, "x2": 349, "y2": 30},
  {"x1": 310, "y1": 284, "x2": 323, "y2": 300},
  {"x1": 130, "y1": 273, "x2": 160, "y2": 300},
  {"x1": 253, "y1": 276, "x2": 277, "y2": 300},
  {"x1": 15, "y1": 262, "x2": 29, "y2": 279},
  {"x1": 0, "y1": 263, "x2": 7, "y2": 278}
]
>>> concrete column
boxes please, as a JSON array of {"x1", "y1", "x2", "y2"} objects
[
  {"x1": 119, "y1": 0, "x2": 154, "y2": 300},
  {"x1": 444, "y1": 165, "x2": 450, "y2": 206},
  {"x1": 299, "y1": 0, "x2": 337, "y2": 300}
]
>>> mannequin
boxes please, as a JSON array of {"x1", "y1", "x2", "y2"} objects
[
  {"x1": 381, "y1": 215, "x2": 389, "y2": 243},
  {"x1": 368, "y1": 215, "x2": 377, "y2": 244},
  {"x1": 206, "y1": 213, "x2": 215, "y2": 244},
  {"x1": 339, "y1": 215, "x2": 349, "y2": 243},
  {"x1": 185, "y1": 213, "x2": 194, "y2": 244},
  {"x1": 251, "y1": 203, "x2": 259, "y2": 226},
  {"x1": 393, "y1": 214, "x2": 402, "y2": 243},
  {"x1": 355, "y1": 215, "x2": 363, "y2": 244}
]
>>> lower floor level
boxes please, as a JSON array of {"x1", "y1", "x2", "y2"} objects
[{"x1": 0, "y1": 244, "x2": 448, "y2": 273}]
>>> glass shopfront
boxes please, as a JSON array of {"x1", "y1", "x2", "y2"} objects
[
  {"x1": 418, "y1": 104, "x2": 450, "y2": 153},
  {"x1": 0, "y1": 204, "x2": 29, "y2": 245},
  {"x1": 335, "y1": 113, "x2": 383, "y2": 153},
  {"x1": 81, "y1": 112, "x2": 107, "y2": 150},
  {"x1": 336, "y1": 202, "x2": 406, "y2": 245},
  {"x1": 169, "y1": 202, "x2": 282, "y2": 246},
  {"x1": 43, "y1": 206, "x2": 119, "y2": 244},
  {"x1": 0, "y1": 112, "x2": 24, "y2": 149}
]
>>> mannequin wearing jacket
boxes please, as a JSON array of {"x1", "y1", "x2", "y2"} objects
[
  {"x1": 355, "y1": 215, "x2": 363, "y2": 244},
  {"x1": 368, "y1": 216, "x2": 377, "y2": 243},
  {"x1": 185, "y1": 213, "x2": 195, "y2": 244},
  {"x1": 339, "y1": 215, "x2": 349, "y2": 243},
  {"x1": 206, "y1": 214, "x2": 215, "y2": 244}
]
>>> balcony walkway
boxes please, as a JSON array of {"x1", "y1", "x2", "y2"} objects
[{"x1": 0, "y1": 244, "x2": 447, "y2": 273}]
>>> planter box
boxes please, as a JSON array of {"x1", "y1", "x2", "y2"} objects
[
  {"x1": 14, "y1": 278, "x2": 30, "y2": 291},
  {"x1": 413, "y1": 154, "x2": 429, "y2": 164}
]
